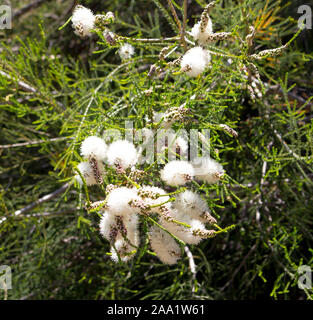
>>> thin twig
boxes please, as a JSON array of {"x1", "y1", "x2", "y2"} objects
[
  {"x1": 182, "y1": 0, "x2": 188, "y2": 50},
  {"x1": 0, "y1": 70, "x2": 36, "y2": 93},
  {"x1": 0, "y1": 183, "x2": 70, "y2": 225},
  {"x1": 272, "y1": 127, "x2": 301, "y2": 161},
  {"x1": 166, "y1": 0, "x2": 181, "y2": 30},
  {"x1": 24, "y1": 208, "x2": 76, "y2": 218},
  {"x1": 13, "y1": 0, "x2": 52, "y2": 18},
  {"x1": 0, "y1": 70, "x2": 65, "y2": 110},
  {"x1": 0, "y1": 137, "x2": 72, "y2": 149},
  {"x1": 221, "y1": 242, "x2": 257, "y2": 291},
  {"x1": 256, "y1": 160, "x2": 267, "y2": 223},
  {"x1": 166, "y1": 0, "x2": 186, "y2": 50},
  {"x1": 184, "y1": 245, "x2": 197, "y2": 294},
  {"x1": 120, "y1": 36, "x2": 180, "y2": 43}
]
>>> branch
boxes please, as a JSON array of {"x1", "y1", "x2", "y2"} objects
[
  {"x1": 0, "y1": 183, "x2": 70, "y2": 225},
  {"x1": 0, "y1": 70, "x2": 36, "y2": 93},
  {"x1": 221, "y1": 243, "x2": 257, "y2": 291},
  {"x1": 184, "y1": 246, "x2": 197, "y2": 294},
  {"x1": 256, "y1": 159, "x2": 268, "y2": 223},
  {"x1": 0, "y1": 136, "x2": 72, "y2": 149},
  {"x1": 119, "y1": 36, "x2": 180, "y2": 43},
  {"x1": 166, "y1": 0, "x2": 187, "y2": 50},
  {"x1": 13, "y1": 0, "x2": 52, "y2": 18},
  {"x1": 24, "y1": 208, "x2": 76, "y2": 218},
  {"x1": 0, "y1": 70, "x2": 65, "y2": 110}
]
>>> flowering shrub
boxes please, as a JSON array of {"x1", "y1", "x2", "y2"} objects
[
  {"x1": 69, "y1": 2, "x2": 293, "y2": 265},
  {"x1": 1, "y1": 0, "x2": 312, "y2": 300}
]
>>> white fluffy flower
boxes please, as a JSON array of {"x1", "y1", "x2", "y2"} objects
[
  {"x1": 161, "y1": 211, "x2": 207, "y2": 245},
  {"x1": 173, "y1": 190, "x2": 210, "y2": 222},
  {"x1": 75, "y1": 161, "x2": 97, "y2": 186},
  {"x1": 191, "y1": 18, "x2": 213, "y2": 45},
  {"x1": 161, "y1": 160, "x2": 194, "y2": 186},
  {"x1": 192, "y1": 157, "x2": 224, "y2": 184},
  {"x1": 180, "y1": 46, "x2": 211, "y2": 77},
  {"x1": 148, "y1": 226, "x2": 181, "y2": 265},
  {"x1": 118, "y1": 43, "x2": 135, "y2": 60},
  {"x1": 110, "y1": 230, "x2": 139, "y2": 262},
  {"x1": 99, "y1": 211, "x2": 139, "y2": 242},
  {"x1": 72, "y1": 5, "x2": 95, "y2": 38},
  {"x1": 106, "y1": 187, "x2": 140, "y2": 216},
  {"x1": 139, "y1": 186, "x2": 171, "y2": 213},
  {"x1": 80, "y1": 136, "x2": 107, "y2": 161},
  {"x1": 107, "y1": 140, "x2": 138, "y2": 169},
  {"x1": 110, "y1": 213, "x2": 140, "y2": 262},
  {"x1": 99, "y1": 211, "x2": 117, "y2": 241}
]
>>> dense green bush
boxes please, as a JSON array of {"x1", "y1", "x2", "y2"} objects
[{"x1": 0, "y1": 0, "x2": 312, "y2": 300}]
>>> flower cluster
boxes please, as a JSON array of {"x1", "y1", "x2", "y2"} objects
[
  {"x1": 179, "y1": 5, "x2": 215, "y2": 77},
  {"x1": 69, "y1": 3, "x2": 238, "y2": 265},
  {"x1": 75, "y1": 135, "x2": 225, "y2": 265},
  {"x1": 75, "y1": 136, "x2": 138, "y2": 185},
  {"x1": 71, "y1": 5, "x2": 115, "y2": 38}
]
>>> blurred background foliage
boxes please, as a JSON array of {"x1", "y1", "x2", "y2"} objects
[{"x1": 0, "y1": 0, "x2": 312, "y2": 299}]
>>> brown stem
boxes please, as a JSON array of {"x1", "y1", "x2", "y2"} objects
[{"x1": 166, "y1": 0, "x2": 187, "y2": 50}]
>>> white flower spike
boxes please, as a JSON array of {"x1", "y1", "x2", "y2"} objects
[
  {"x1": 173, "y1": 190, "x2": 213, "y2": 223},
  {"x1": 119, "y1": 43, "x2": 135, "y2": 60},
  {"x1": 80, "y1": 136, "x2": 107, "y2": 161},
  {"x1": 148, "y1": 226, "x2": 181, "y2": 265},
  {"x1": 161, "y1": 210, "x2": 210, "y2": 245},
  {"x1": 161, "y1": 160, "x2": 194, "y2": 186},
  {"x1": 192, "y1": 156, "x2": 224, "y2": 184},
  {"x1": 191, "y1": 17, "x2": 213, "y2": 45},
  {"x1": 180, "y1": 46, "x2": 211, "y2": 77},
  {"x1": 107, "y1": 140, "x2": 138, "y2": 170},
  {"x1": 76, "y1": 161, "x2": 97, "y2": 186},
  {"x1": 72, "y1": 5, "x2": 95, "y2": 38},
  {"x1": 106, "y1": 187, "x2": 140, "y2": 216}
]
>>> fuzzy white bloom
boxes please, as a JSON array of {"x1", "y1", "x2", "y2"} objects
[
  {"x1": 110, "y1": 232, "x2": 139, "y2": 262},
  {"x1": 80, "y1": 136, "x2": 107, "y2": 161},
  {"x1": 72, "y1": 5, "x2": 95, "y2": 38},
  {"x1": 161, "y1": 160, "x2": 194, "y2": 186},
  {"x1": 173, "y1": 190, "x2": 210, "y2": 222},
  {"x1": 161, "y1": 211, "x2": 207, "y2": 245},
  {"x1": 191, "y1": 18, "x2": 213, "y2": 45},
  {"x1": 180, "y1": 46, "x2": 211, "y2": 77},
  {"x1": 107, "y1": 140, "x2": 138, "y2": 169},
  {"x1": 99, "y1": 211, "x2": 139, "y2": 241},
  {"x1": 192, "y1": 156, "x2": 224, "y2": 184},
  {"x1": 148, "y1": 226, "x2": 181, "y2": 265},
  {"x1": 110, "y1": 237, "x2": 131, "y2": 262},
  {"x1": 110, "y1": 213, "x2": 140, "y2": 262},
  {"x1": 119, "y1": 43, "x2": 135, "y2": 60},
  {"x1": 124, "y1": 213, "x2": 140, "y2": 241},
  {"x1": 76, "y1": 161, "x2": 97, "y2": 186},
  {"x1": 106, "y1": 187, "x2": 140, "y2": 216},
  {"x1": 139, "y1": 186, "x2": 171, "y2": 213},
  {"x1": 99, "y1": 211, "x2": 117, "y2": 241}
]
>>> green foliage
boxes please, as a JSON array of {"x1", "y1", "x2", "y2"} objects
[{"x1": 0, "y1": 0, "x2": 312, "y2": 300}]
